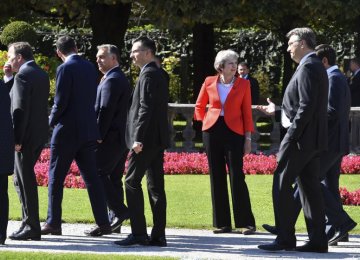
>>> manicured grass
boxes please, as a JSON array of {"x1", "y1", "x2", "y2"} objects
[
  {"x1": 0, "y1": 252, "x2": 176, "y2": 260},
  {"x1": 8, "y1": 175, "x2": 360, "y2": 233}
]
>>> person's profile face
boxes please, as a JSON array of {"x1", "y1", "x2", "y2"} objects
[{"x1": 96, "y1": 48, "x2": 115, "y2": 74}]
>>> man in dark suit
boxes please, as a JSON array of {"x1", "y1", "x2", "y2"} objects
[
  {"x1": 94, "y1": 44, "x2": 131, "y2": 233},
  {"x1": 261, "y1": 44, "x2": 357, "y2": 245},
  {"x1": 0, "y1": 79, "x2": 15, "y2": 245},
  {"x1": 258, "y1": 28, "x2": 329, "y2": 253},
  {"x1": 114, "y1": 36, "x2": 169, "y2": 247},
  {"x1": 4, "y1": 42, "x2": 49, "y2": 241},
  {"x1": 238, "y1": 62, "x2": 260, "y2": 105},
  {"x1": 349, "y1": 57, "x2": 360, "y2": 106},
  {"x1": 41, "y1": 36, "x2": 111, "y2": 237}
]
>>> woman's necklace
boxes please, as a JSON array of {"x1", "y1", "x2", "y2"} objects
[{"x1": 220, "y1": 75, "x2": 235, "y2": 87}]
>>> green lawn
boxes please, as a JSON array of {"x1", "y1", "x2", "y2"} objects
[{"x1": 8, "y1": 175, "x2": 360, "y2": 233}]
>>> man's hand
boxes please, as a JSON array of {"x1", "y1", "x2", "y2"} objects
[
  {"x1": 244, "y1": 139, "x2": 251, "y2": 155},
  {"x1": 256, "y1": 98, "x2": 276, "y2": 116},
  {"x1": 97, "y1": 140, "x2": 103, "y2": 144},
  {"x1": 132, "y1": 142, "x2": 143, "y2": 154},
  {"x1": 3, "y1": 62, "x2": 13, "y2": 77}
]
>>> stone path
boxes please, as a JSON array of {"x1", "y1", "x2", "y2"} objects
[{"x1": 1, "y1": 221, "x2": 359, "y2": 259}]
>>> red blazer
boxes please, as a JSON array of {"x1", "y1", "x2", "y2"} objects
[{"x1": 194, "y1": 75, "x2": 254, "y2": 135}]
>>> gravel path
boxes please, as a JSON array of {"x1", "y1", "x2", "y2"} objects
[{"x1": 0, "y1": 221, "x2": 359, "y2": 259}]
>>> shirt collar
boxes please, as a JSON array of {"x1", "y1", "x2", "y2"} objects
[
  {"x1": 104, "y1": 65, "x2": 119, "y2": 77},
  {"x1": 299, "y1": 51, "x2": 315, "y2": 66},
  {"x1": 140, "y1": 62, "x2": 151, "y2": 73},
  {"x1": 19, "y1": 60, "x2": 34, "y2": 72},
  {"x1": 65, "y1": 53, "x2": 77, "y2": 63},
  {"x1": 326, "y1": 65, "x2": 339, "y2": 76},
  {"x1": 354, "y1": 68, "x2": 360, "y2": 76}
]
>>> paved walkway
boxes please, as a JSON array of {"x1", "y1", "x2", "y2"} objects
[{"x1": 1, "y1": 221, "x2": 359, "y2": 259}]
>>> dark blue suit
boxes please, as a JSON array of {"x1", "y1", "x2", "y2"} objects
[
  {"x1": 95, "y1": 66, "x2": 131, "y2": 219},
  {"x1": 291, "y1": 68, "x2": 354, "y2": 231},
  {"x1": 46, "y1": 55, "x2": 109, "y2": 228},
  {"x1": 0, "y1": 81, "x2": 14, "y2": 242}
]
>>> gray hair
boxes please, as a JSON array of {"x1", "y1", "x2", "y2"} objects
[
  {"x1": 8, "y1": 42, "x2": 34, "y2": 61},
  {"x1": 214, "y1": 49, "x2": 239, "y2": 72},
  {"x1": 286, "y1": 27, "x2": 316, "y2": 49},
  {"x1": 97, "y1": 44, "x2": 120, "y2": 62}
]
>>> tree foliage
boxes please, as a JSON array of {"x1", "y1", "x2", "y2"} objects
[{"x1": 0, "y1": 21, "x2": 38, "y2": 46}]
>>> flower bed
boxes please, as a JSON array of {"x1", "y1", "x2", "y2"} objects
[{"x1": 33, "y1": 149, "x2": 360, "y2": 205}]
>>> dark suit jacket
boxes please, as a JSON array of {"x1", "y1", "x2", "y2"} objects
[
  {"x1": 248, "y1": 75, "x2": 260, "y2": 105},
  {"x1": 10, "y1": 61, "x2": 50, "y2": 147},
  {"x1": 0, "y1": 81, "x2": 14, "y2": 175},
  {"x1": 349, "y1": 72, "x2": 360, "y2": 106},
  {"x1": 95, "y1": 66, "x2": 131, "y2": 149},
  {"x1": 50, "y1": 55, "x2": 100, "y2": 144},
  {"x1": 282, "y1": 54, "x2": 329, "y2": 151},
  {"x1": 125, "y1": 61, "x2": 169, "y2": 150},
  {"x1": 327, "y1": 69, "x2": 351, "y2": 154}
]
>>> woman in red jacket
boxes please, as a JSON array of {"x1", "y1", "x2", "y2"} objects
[{"x1": 194, "y1": 50, "x2": 256, "y2": 235}]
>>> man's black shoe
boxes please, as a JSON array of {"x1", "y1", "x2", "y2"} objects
[
  {"x1": 328, "y1": 220, "x2": 357, "y2": 246},
  {"x1": 296, "y1": 242, "x2": 328, "y2": 253},
  {"x1": 262, "y1": 224, "x2": 278, "y2": 235},
  {"x1": 114, "y1": 234, "x2": 149, "y2": 246},
  {"x1": 10, "y1": 222, "x2": 26, "y2": 237},
  {"x1": 84, "y1": 224, "x2": 112, "y2": 237},
  {"x1": 9, "y1": 226, "x2": 41, "y2": 241},
  {"x1": 149, "y1": 236, "x2": 167, "y2": 247},
  {"x1": 258, "y1": 241, "x2": 295, "y2": 251},
  {"x1": 213, "y1": 226, "x2": 231, "y2": 234}
]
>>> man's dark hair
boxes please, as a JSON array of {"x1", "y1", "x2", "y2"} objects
[
  {"x1": 239, "y1": 62, "x2": 249, "y2": 68},
  {"x1": 286, "y1": 27, "x2": 316, "y2": 49},
  {"x1": 8, "y1": 42, "x2": 34, "y2": 61},
  {"x1": 315, "y1": 44, "x2": 336, "y2": 66},
  {"x1": 97, "y1": 44, "x2": 120, "y2": 62},
  {"x1": 56, "y1": 35, "x2": 77, "y2": 55},
  {"x1": 351, "y1": 57, "x2": 360, "y2": 67},
  {"x1": 132, "y1": 36, "x2": 156, "y2": 55}
]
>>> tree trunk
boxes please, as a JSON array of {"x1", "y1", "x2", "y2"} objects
[
  {"x1": 192, "y1": 23, "x2": 216, "y2": 101},
  {"x1": 88, "y1": 2, "x2": 132, "y2": 63}
]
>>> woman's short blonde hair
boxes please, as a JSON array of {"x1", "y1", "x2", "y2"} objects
[{"x1": 214, "y1": 49, "x2": 239, "y2": 72}]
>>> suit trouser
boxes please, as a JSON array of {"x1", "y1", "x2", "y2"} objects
[
  {"x1": 291, "y1": 152, "x2": 353, "y2": 229},
  {"x1": 203, "y1": 117, "x2": 255, "y2": 228},
  {"x1": 13, "y1": 144, "x2": 43, "y2": 233},
  {"x1": 273, "y1": 140, "x2": 326, "y2": 246},
  {"x1": 0, "y1": 175, "x2": 9, "y2": 239},
  {"x1": 125, "y1": 148, "x2": 166, "y2": 238},
  {"x1": 46, "y1": 141, "x2": 109, "y2": 227},
  {"x1": 96, "y1": 141, "x2": 129, "y2": 218}
]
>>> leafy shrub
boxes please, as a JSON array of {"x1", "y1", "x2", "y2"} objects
[
  {"x1": 163, "y1": 55, "x2": 181, "y2": 103},
  {"x1": 0, "y1": 21, "x2": 38, "y2": 46}
]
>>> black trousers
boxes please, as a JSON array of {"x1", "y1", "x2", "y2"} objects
[
  {"x1": 13, "y1": 143, "x2": 43, "y2": 233},
  {"x1": 96, "y1": 140, "x2": 129, "y2": 218},
  {"x1": 290, "y1": 151, "x2": 353, "y2": 230},
  {"x1": 273, "y1": 139, "x2": 326, "y2": 247},
  {"x1": 203, "y1": 117, "x2": 255, "y2": 228},
  {"x1": 0, "y1": 175, "x2": 8, "y2": 239},
  {"x1": 125, "y1": 148, "x2": 166, "y2": 238}
]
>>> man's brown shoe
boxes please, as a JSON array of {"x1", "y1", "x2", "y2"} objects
[{"x1": 41, "y1": 223, "x2": 62, "y2": 235}]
